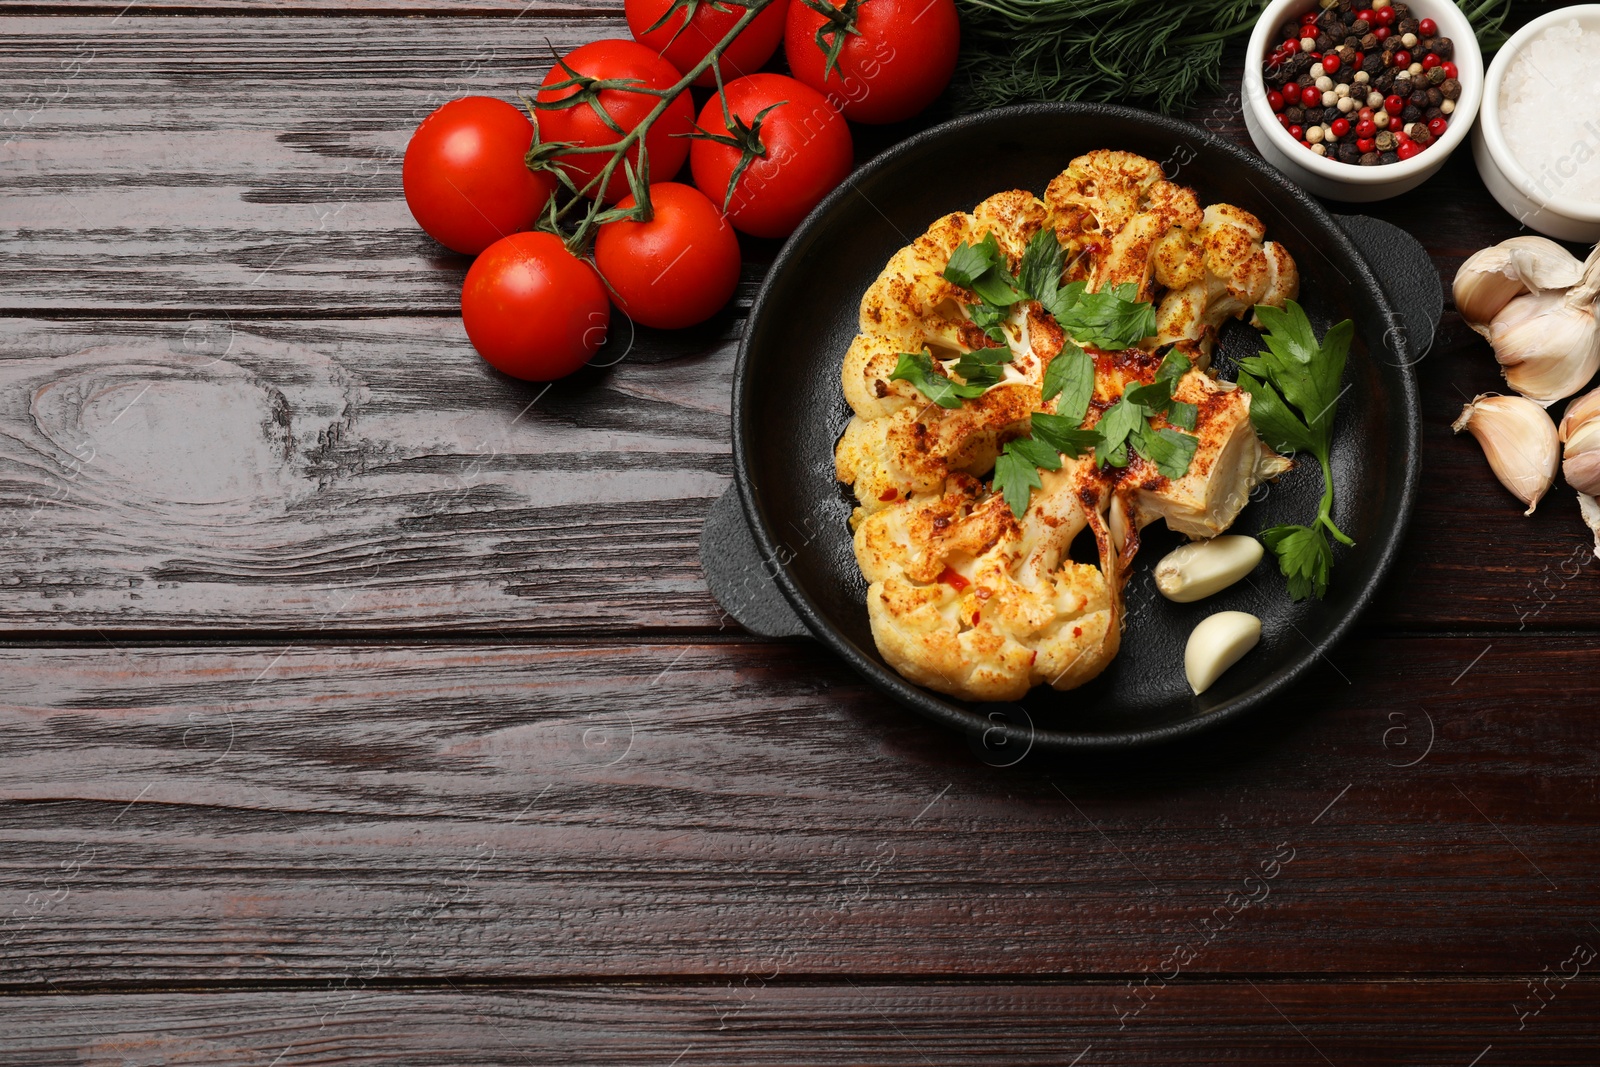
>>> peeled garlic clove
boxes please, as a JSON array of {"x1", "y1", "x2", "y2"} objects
[
  {"x1": 1154, "y1": 535, "x2": 1263, "y2": 603},
  {"x1": 1490, "y1": 289, "x2": 1600, "y2": 404},
  {"x1": 1184, "y1": 611, "x2": 1262, "y2": 696},
  {"x1": 1451, "y1": 393, "x2": 1560, "y2": 515},
  {"x1": 1454, "y1": 236, "x2": 1586, "y2": 338}
]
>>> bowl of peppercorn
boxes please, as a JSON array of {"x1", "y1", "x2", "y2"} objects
[{"x1": 1243, "y1": 0, "x2": 1482, "y2": 201}]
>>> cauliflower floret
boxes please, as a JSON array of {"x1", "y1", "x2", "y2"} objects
[
  {"x1": 1155, "y1": 203, "x2": 1301, "y2": 363},
  {"x1": 855, "y1": 471, "x2": 1117, "y2": 701}
]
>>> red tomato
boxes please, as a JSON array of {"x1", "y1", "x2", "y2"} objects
[
  {"x1": 461, "y1": 232, "x2": 611, "y2": 381},
  {"x1": 535, "y1": 39, "x2": 695, "y2": 203},
  {"x1": 402, "y1": 97, "x2": 555, "y2": 255},
  {"x1": 784, "y1": 0, "x2": 960, "y2": 124},
  {"x1": 594, "y1": 183, "x2": 741, "y2": 329},
  {"x1": 688, "y1": 73, "x2": 852, "y2": 239},
  {"x1": 626, "y1": 0, "x2": 789, "y2": 88}
]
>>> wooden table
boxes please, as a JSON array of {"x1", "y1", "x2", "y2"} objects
[{"x1": 3, "y1": 3, "x2": 1598, "y2": 1062}]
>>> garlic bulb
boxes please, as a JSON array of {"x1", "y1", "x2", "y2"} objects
[
  {"x1": 1454, "y1": 236, "x2": 1586, "y2": 338},
  {"x1": 1579, "y1": 493, "x2": 1600, "y2": 560},
  {"x1": 1559, "y1": 385, "x2": 1600, "y2": 496},
  {"x1": 1451, "y1": 393, "x2": 1560, "y2": 515}
]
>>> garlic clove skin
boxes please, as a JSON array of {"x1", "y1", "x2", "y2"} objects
[
  {"x1": 1579, "y1": 493, "x2": 1600, "y2": 561},
  {"x1": 1184, "y1": 611, "x2": 1262, "y2": 696},
  {"x1": 1561, "y1": 406, "x2": 1600, "y2": 497},
  {"x1": 1489, "y1": 289, "x2": 1600, "y2": 405},
  {"x1": 1454, "y1": 236, "x2": 1586, "y2": 339},
  {"x1": 1451, "y1": 393, "x2": 1560, "y2": 516},
  {"x1": 1558, "y1": 383, "x2": 1600, "y2": 442}
]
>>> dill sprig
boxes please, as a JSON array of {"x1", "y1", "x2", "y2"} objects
[{"x1": 951, "y1": 0, "x2": 1515, "y2": 115}]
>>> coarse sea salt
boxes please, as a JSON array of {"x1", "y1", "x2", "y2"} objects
[{"x1": 1500, "y1": 19, "x2": 1600, "y2": 205}]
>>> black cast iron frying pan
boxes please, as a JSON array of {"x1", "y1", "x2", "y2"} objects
[{"x1": 701, "y1": 102, "x2": 1436, "y2": 753}]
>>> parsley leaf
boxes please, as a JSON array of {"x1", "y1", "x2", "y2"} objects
[
  {"x1": 1041, "y1": 341, "x2": 1094, "y2": 421},
  {"x1": 1095, "y1": 394, "x2": 1145, "y2": 467},
  {"x1": 1236, "y1": 300, "x2": 1355, "y2": 601},
  {"x1": 968, "y1": 300, "x2": 1009, "y2": 344},
  {"x1": 993, "y1": 435, "x2": 1062, "y2": 518},
  {"x1": 1046, "y1": 280, "x2": 1157, "y2": 350},
  {"x1": 1260, "y1": 523, "x2": 1333, "y2": 601},
  {"x1": 943, "y1": 232, "x2": 1023, "y2": 307},
  {"x1": 1017, "y1": 227, "x2": 1065, "y2": 306},
  {"x1": 951, "y1": 345, "x2": 1014, "y2": 390},
  {"x1": 1134, "y1": 422, "x2": 1201, "y2": 480},
  {"x1": 889, "y1": 352, "x2": 986, "y2": 409},
  {"x1": 1031, "y1": 412, "x2": 1099, "y2": 458}
]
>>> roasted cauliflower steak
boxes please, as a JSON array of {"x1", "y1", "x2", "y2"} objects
[{"x1": 834, "y1": 151, "x2": 1299, "y2": 703}]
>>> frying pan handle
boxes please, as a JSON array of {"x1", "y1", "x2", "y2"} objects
[
  {"x1": 1333, "y1": 214, "x2": 1444, "y2": 363},
  {"x1": 698, "y1": 485, "x2": 811, "y2": 639},
  {"x1": 701, "y1": 215, "x2": 1438, "y2": 641}
]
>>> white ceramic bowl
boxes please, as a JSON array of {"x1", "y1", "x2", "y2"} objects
[
  {"x1": 1472, "y1": 4, "x2": 1600, "y2": 241},
  {"x1": 1242, "y1": 0, "x2": 1483, "y2": 201}
]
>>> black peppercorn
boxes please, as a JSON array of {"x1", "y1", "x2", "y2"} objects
[
  {"x1": 1425, "y1": 86, "x2": 1443, "y2": 106},
  {"x1": 1440, "y1": 77, "x2": 1461, "y2": 101},
  {"x1": 1391, "y1": 2, "x2": 1411, "y2": 19},
  {"x1": 1360, "y1": 30, "x2": 1378, "y2": 48},
  {"x1": 1424, "y1": 105, "x2": 1444, "y2": 122},
  {"x1": 1285, "y1": 106, "x2": 1305, "y2": 125},
  {"x1": 1408, "y1": 89, "x2": 1428, "y2": 107},
  {"x1": 1360, "y1": 151, "x2": 1382, "y2": 166},
  {"x1": 1351, "y1": 18, "x2": 1370, "y2": 34},
  {"x1": 1375, "y1": 130, "x2": 1396, "y2": 151},
  {"x1": 1279, "y1": 19, "x2": 1301, "y2": 41},
  {"x1": 1398, "y1": 17, "x2": 1420, "y2": 35},
  {"x1": 1409, "y1": 127, "x2": 1433, "y2": 148},
  {"x1": 1380, "y1": 150, "x2": 1399, "y2": 164},
  {"x1": 1402, "y1": 104, "x2": 1423, "y2": 124},
  {"x1": 1338, "y1": 142, "x2": 1361, "y2": 163},
  {"x1": 1336, "y1": 0, "x2": 1354, "y2": 13},
  {"x1": 1335, "y1": 44, "x2": 1357, "y2": 64},
  {"x1": 1365, "y1": 54, "x2": 1386, "y2": 76},
  {"x1": 1432, "y1": 37, "x2": 1454, "y2": 59},
  {"x1": 1426, "y1": 66, "x2": 1446, "y2": 86},
  {"x1": 1315, "y1": 33, "x2": 1338, "y2": 52}
]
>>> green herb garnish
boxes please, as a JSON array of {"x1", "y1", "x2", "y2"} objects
[
  {"x1": 1046, "y1": 281, "x2": 1158, "y2": 350},
  {"x1": 888, "y1": 351, "x2": 987, "y2": 409},
  {"x1": 994, "y1": 434, "x2": 1062, "y2": 518},
  {"x1": 943, "y1": 232, "x2": 1023, "y2": 307},
  {"x1": 1236, "y1": 300, "x2": 1354, "y2": 601},
  {"x1": 1041, "y1": 340, "x2": 1093, "y2": 419}
]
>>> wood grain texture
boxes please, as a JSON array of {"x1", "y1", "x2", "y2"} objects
[
  {"x1": 2, "y1": 637, "x2": 1596, "y2": 983},
  {"x1": 2, "y1": 314, "x2": 1600, "y2": 633},
  {"x1": 4, "y1": 982, "x2": 1599, "y2": 1066}
]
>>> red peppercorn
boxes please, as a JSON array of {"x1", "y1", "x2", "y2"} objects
[
  {"x1": 1375, "y1": 6, "x2": 1397, "y2": 26},
  {"x1": 1289, "y1": 125, "x2": 1304, "y2": 141},
  {"x1": 1268, "y1": 90, "x2": 1285, "y2": 112},
  {"x1": 1421, "y1": 53, "x2": 1441, "y2": 70},
  {"x1": 1322, "y1": 54, "x2": 1342, "y2": 74},
  {"x1": 1282, "y1": 83, "x2": 1302, "y2": 106},
  {"x1": 1301, "y1": 10, "x2": 1319, "y2": 22},
  {"x1": 1277, "y1": 113, "x2": 1293, "y2": 130},
  {"x1": 1373, "y1": 24, "x2": 1391, "y2": 40},
  {"x1": 1283, "y1": 38, "x2": 1301, "y2": 54},
  {"x1": 1396, "y1": 139, "x2": 1421, "y2": 160},
  {"x1": 1357, "y1": 137, "x2": 1376, "y2": 153},
  {"x1": 1384, "y1": 94, "x2": 1404, "y2": 115},
  {"x1": 1356, "y1": 7, "x2": 1376, "y2": 21},
  {"x1": 1358, "y1": 106, "x2": 1374, "y2": 122},
  {"x1": 1331, "y1": 116, "x2": 1351, "y2": 137},
  {"x1": 1442, "y1": 61, "x2": 1458, "y2": 79},
  {"x1": 1393, "y1": 50, "x2": 1412, "y2": 67},
  {"x1": 1355, "y1": 119, "x2": 1376, "y2": 138},
  {"x1": 1418, "y1": 17, "x2": 1437, "y2": 36},
  {"x1": 1428, "y1": 116, "x2": 1448, "y2": 137},
  {"x1": 1352, "y1": 52, "x2": 1364, "y2": 69}
]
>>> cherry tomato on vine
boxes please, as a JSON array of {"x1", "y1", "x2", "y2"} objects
[
  {"x1": 461, "y1": 232, "x2": 611, "y2": 381},
  {"x1": 626, "y1": 0, "x2": 789, "y2": 88},
  {"x1": 534, "y1": 39, "x2": 695, "y2": 203},
  {"x1": 595, "y1": 183, "x2": 741, "y2": 329},
  {"x1": 402, "y1": 97, "x2": 555, "y2": 255},
  {"x1": 784, "y1": 0, "x2": 959, "y2": 124},
  {"x1": 688, "y1": 73, "x2": 852, "y2": 239}
]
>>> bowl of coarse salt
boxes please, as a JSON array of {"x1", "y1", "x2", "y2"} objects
[{"x1": 1474, "y1": 5, "x2": 1600, "y2": 241}]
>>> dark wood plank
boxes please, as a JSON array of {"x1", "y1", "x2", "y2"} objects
[
  {"x1": 0, "y1": 316, "x2": 732, "y2": 633},
  {"x1": 2, "y1": 314, "x2": 1599, "y2": 634},
  {"x1": 3, "y1": 981, "x2": 1599, "y2": 1065},
  {"x1": 0, "y1": 16, "x2": 643, "y2": 315},
  {"x1": 2, "y1": 636, "x2": 1597, "y2": 983},
  {"x1": 0, "y1": 1, "x2": 620, "y2": 11}
]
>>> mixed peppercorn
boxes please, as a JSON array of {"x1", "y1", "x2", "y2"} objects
[{"x1": 1263, "y1": 0, "x2": 1463, "y2": 166}]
